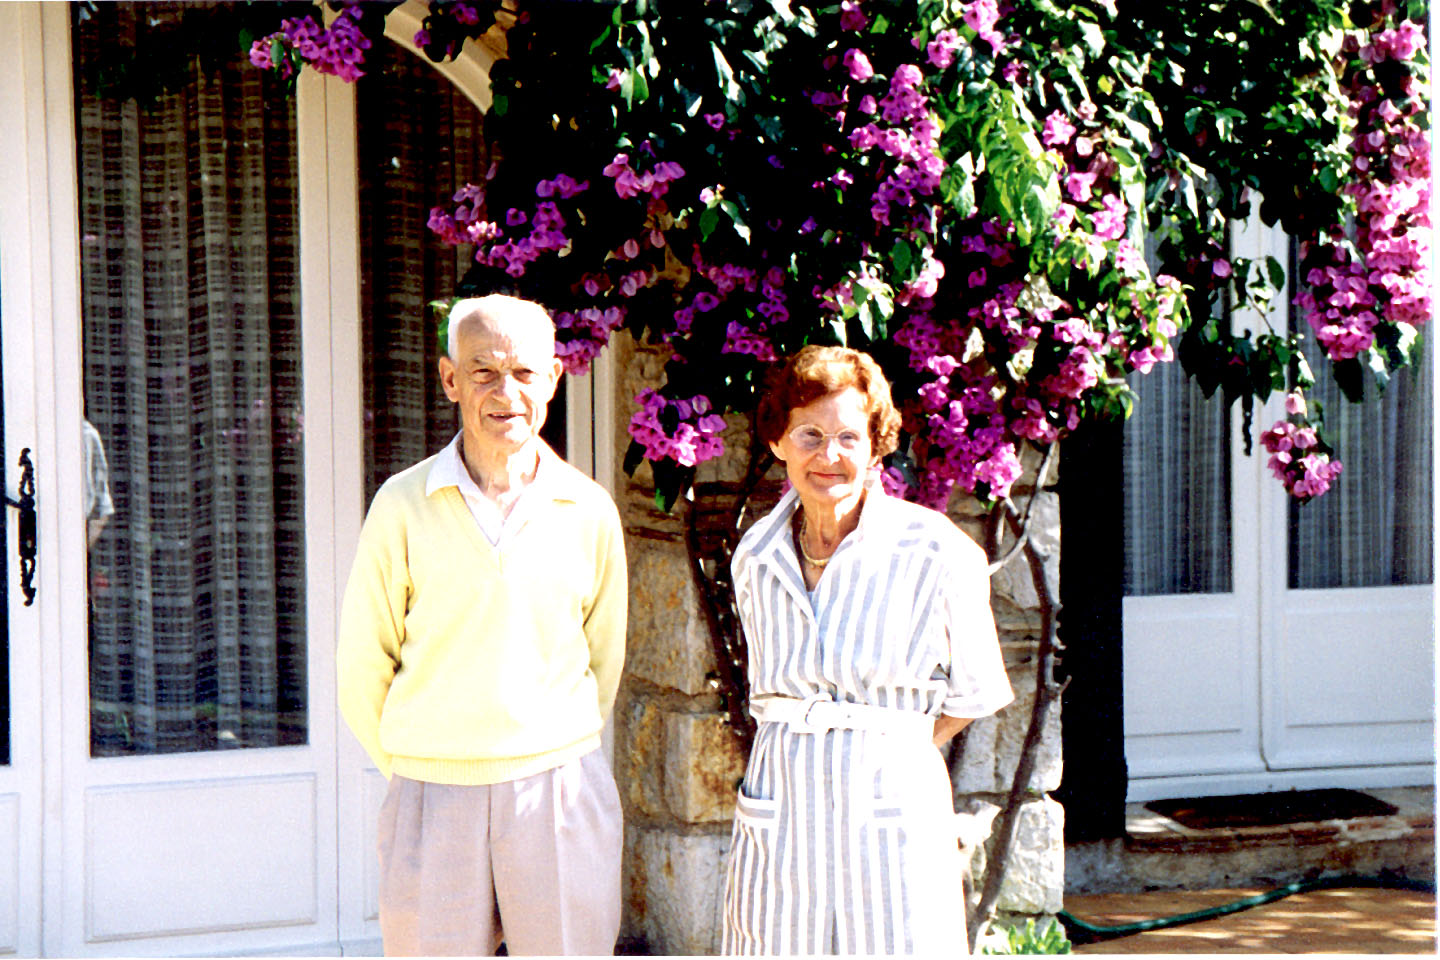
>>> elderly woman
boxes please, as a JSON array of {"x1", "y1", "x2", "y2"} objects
[{"x1": 721, "y1": 345, "x2": 1014, "y2": 955}]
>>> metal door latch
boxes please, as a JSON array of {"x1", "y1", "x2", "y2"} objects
[{"x1": 5, "y1": 448, "x2": 36, "y2": 605}]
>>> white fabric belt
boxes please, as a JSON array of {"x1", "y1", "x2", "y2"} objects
[{"x1": 749, "y1": 694, "x2": 934, "y2": 737}]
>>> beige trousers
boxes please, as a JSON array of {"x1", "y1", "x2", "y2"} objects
[{"x1": 377, "y1": 749, "x2": 623, "y2": 956}]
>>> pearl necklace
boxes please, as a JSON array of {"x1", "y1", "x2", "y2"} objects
[{"x1": 797, "y1": 517, "x2": 833, "y2": 568}]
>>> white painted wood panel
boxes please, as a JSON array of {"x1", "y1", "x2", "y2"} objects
[
  {"x1": 84, "y1": 776, "x2": 318, "y2": 943},
  {"x1": 0, "y1": 794, "x2": 18, "y2": 954},
  {"x1": 361, "y1": 769, "x2": 387, "y2": 924},
  {"x1": 1123, "y1": 597, "x2": 1263, "y2": 779},
  {"x1": 1266, "y1": 584, "x2": 1434, "y2": 768}
]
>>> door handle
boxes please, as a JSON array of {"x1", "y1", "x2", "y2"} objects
[{"x1": 4, "y1": 448, "x2": 36, "y2": 606}]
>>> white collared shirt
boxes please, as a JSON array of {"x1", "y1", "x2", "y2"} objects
[{"x1": 424, "y1": 433, "x2": 550, "y2": 548}]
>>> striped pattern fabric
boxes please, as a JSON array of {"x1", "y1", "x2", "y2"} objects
[{"x1": 722, "y1": 483, "x2": 1013, "y2": 954}]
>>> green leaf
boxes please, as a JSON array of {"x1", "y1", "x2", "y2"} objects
[
  {"x1": 857, "y1": 300, "x2": 875, "y2": 340},
  {"x1": 1367, "y1": 346, "x2": 1392, "y2": 393},
  {"x1": 699, "y1": 206, "x2": 720, "y2": 241},
  {"x1": 891, "y1": 239, "x2": 914, "y2": 275},
  {"x1": 1265, "y1": 255, "x2": 1285, "y2": 290},
  {"x1": 719, "y1": 198, "x2": 750, "y2": 242},
  {"x1": 711, "y1": 41, "x2": 742, "y2": 104},
  {"x1": 622, "y1": 439, "x2": 647, "y2": 477},
  {"x1": 1331, "y1": 356, "x2": 1365, "y2": 403}
]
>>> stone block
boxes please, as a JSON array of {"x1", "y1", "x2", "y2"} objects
[
  {"x1": 664, "y1": 711, "x2": 748, "y2": 824},
  {"x1": 623, "y1": 825, "x2": 730, "y2": 955},
  {"x1": 979, "y1": 798, "x2": 1064, "y2": 915},
  {"x1": 624, "y1": 538, "x2": 717, "y2": 695},
  {"x1": 951, "y1": 664, "x2": 1060, "y2": 795},
  {"x1": 986, "y1": 490, "x2": 1058, "y2": 634},
  {"x1": 616, "y1": 695, "x2": 667, "y2": 819},
  {"x1": 694, "y1": 413, "x2": 756, "y2": 485}
]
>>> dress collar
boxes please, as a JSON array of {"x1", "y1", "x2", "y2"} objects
[{"x1": 745, "y1": 472, "x2": 895, "y2": 604}]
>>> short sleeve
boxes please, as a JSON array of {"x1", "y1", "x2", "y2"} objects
[{"x1": 939, "y1": 547, "x2": 1014, "y2": 719}]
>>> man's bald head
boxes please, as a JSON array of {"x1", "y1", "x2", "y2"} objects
[{"x1": 447, "y1": 295, "x2": 556, "y2": 362}]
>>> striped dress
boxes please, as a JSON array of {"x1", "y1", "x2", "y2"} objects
[{"x1": 721, "y1": 483, "x2": 1014, "y2": 955}]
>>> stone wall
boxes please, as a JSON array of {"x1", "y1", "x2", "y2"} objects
[{"x1": 609, "y1": 333, "x2": 1064, "y2": 954}]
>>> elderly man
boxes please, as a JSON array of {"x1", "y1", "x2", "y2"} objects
[{"x1": 337, "y1": 295, "x2": 627, "y2": 956}]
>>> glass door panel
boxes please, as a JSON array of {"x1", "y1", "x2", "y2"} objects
[
  {"x1": 74, "y1": 1, "x2": 307, "y2": 756},
  {"x1": 358, "y1": 41, "x2": 489, "y2": 507},
  {"x1": 357, "y1": 41, "x2": 568, "y2": 511}
]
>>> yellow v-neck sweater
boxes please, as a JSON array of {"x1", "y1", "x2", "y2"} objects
[{"x1": 337, "y1": 453, "x2": 627, "y2": 785}]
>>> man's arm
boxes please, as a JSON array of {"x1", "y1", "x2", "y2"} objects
[
  {"x1": 336, "y1": 491, "x2": 411, "y2": 778},
  {"x1": 584, "y1": 503, "x2": 628, "y2": 719}
]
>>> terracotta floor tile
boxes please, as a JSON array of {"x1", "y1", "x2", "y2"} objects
[{"x1": 1065, "y1": 886, "x2": 1436, "y2": 954}]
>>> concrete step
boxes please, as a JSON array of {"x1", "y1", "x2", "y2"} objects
[{"x1": 1065, "y1": 786, "x2": 1434, "y2": 894}]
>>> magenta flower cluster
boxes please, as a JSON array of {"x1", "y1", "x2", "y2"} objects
[
  {"x1": 892, "y1": 221, "x2": 1182, "y2": 508},
  {"x1": 427, "y1": 174, "x2": 589, "y2": 277},
  {"x1": 602, "y1": 153, "x2": 686, "y2": 200},
  {"x1": 1294, "y1": 19, "x2": 1431, "y2": 362},
  {"x1": 555, "y1": 306, "x2": 626, "y2": 376},
  {"x1": 1260, "y1": 419, "x2": 1344, "y2": 501},
  {"x1": 248, "y1": 7, "x2": 371, "y2": 82},
  {"x1": 627, "y1": 390, "x2": 729, "y2": 468}
]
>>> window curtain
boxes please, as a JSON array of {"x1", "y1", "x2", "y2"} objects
[
  {"x1": 1123, "y1": 233, "x2": 1233, "y2": 597},
  {"x1": 1289, "y1": 327, "x2": 1433, "y2": 589},
  {"x1": 1122, "y1": 356, "x2": 1234, "y2": 596},
  {"x1": 357, "y1": 43, "x2": 490, "y2": 507},
  {"x1": 76, "y1": 3, "x2": 306, "y2": 756}
]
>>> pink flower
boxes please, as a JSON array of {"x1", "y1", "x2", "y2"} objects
[
  {"x1": 602, "y1": 153, "x2": 631, "y2": 177},
  {"x1": 1064, "y1": 169, "x2": 1098, "y2": 202},
  {"x1": 1091, "y1": 194, "x2": 1128, "y2": 241},
  {"x1": 926, "y1": 30, "x2": 961, "y2": 70},
  {"x1": 703, "y1": 112, "x2": 725, "y2": 130},
  {"x1": 840, "y1": 0, "x2": 868, "y2": 31},
  {"x1": 892, "y1": 64, "x2": 923, "y2": 89},
  {"x1": 1042, "y1": 111, "x2": 1076, "y2": 147},
  {"x1": 843, "y1": 48, "x2": 874, "y2": 81},
  {"x1": 249, "y1": 38, "x2": 275, "y2": 69}
]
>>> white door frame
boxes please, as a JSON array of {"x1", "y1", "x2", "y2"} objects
[{"x1": 0, "y1": 5, "x2": 56, "y2": 954}]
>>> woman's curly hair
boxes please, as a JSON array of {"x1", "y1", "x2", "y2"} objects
[{"x1": 756, "y1": 345, "x2": 901, "y2": 457}]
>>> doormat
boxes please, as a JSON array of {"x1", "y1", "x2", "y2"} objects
[{"x1": 1146, "y1": 788, "x2": 1400, "y2": 829}]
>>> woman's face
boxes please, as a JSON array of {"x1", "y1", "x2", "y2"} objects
[{"x1": 769, "y1": 387, "x2": 876, "y2": 509}]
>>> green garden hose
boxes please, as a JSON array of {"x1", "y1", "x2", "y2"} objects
[{"x1": 1060, "y1": 874, "x2": 1437, "y2": 945}]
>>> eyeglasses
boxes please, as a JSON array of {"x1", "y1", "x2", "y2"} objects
[{"x1": 787, "y1": 424, "x2": 866, "y2": 453}]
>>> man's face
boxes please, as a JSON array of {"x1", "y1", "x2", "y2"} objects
[{"x1": 439, "y1": 307, "x2": 563, "y2": 463}]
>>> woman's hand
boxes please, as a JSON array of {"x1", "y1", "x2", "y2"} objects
[{"x1": 932, "y1": 713, "x2": 973, "y2": 747}]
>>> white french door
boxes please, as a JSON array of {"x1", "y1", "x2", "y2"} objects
[
  {"x1": 2, "y1": 4, "x2": 606, "y2": 955},
  {"x1": 1123, "y1": 215, "x2": 1435, "y2": 801},
  {"x1": 0, "y1": 4, "x2": 348, "y2": 955}
]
